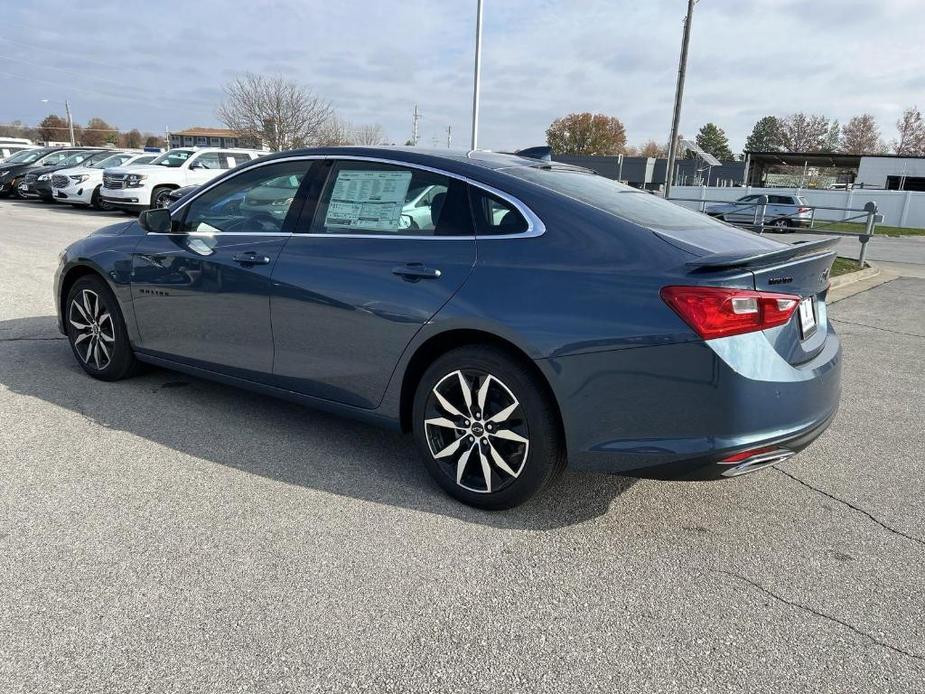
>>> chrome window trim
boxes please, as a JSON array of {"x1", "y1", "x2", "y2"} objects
[{"x1": 162, "y1": 154, "x2": 546, "y2": 241}]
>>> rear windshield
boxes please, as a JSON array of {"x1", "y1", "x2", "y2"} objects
[{"x1": 506, "y1": 166, "x2": 727, "y2": 232}]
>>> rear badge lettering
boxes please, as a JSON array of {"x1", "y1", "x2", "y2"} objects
[{"x1": 768, "y1": 276, "x2": 793, "y2": 285}]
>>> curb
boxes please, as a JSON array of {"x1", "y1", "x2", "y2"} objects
[{"x1": 828, "y1": 263, "x2": 879, "y2": 290}]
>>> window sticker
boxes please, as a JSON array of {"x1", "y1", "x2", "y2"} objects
[{"x1": 324, "y1": 169, "x2": 413, "y2": 231}]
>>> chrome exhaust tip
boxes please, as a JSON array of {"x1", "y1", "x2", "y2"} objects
[{"x1": 719, "y1": 448, "x2": 794, "y2": 477}]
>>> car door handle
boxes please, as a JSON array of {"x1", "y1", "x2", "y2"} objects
[
  {"x1": 392, "y1": 263, "x2": 442, "y2": 281},
  {"x1": 232, "y1": 252, "x2": 271, "y2": 266}
]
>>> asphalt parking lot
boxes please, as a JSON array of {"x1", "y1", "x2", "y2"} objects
[{"x1": 1, "y1": 199, "x2": 923, "y2": 693}]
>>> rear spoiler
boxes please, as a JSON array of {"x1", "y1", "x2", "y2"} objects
[{"x1": 686, "y1": 238, "x2": 840, "y2": 271}]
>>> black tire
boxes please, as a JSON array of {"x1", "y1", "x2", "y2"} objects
[
  {"x1": 10, "y1": 178, "x2": 25, "y2": 199},
  {"x1": 65, "y1": 275, "x2": 139, "y2": 381},
  {"x1": 90, "y1": 185, "x2": 111, "y2": 211},
  {"x1": 412, "y1": 345, "x2": 565, "y2": 509},
  {"x1": 151, "y1": 186, "x2": 173, "y2": 209}
]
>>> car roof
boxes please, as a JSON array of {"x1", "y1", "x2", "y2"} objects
[{"x1": 247, "y1": 146, "x2": 592, "y2": 178}]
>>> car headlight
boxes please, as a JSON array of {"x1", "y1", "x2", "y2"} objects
[
  {"x1": 0, "y1": 170, "x2": 9, "y2": 178},
  {"x1": 38, "y1": 174, "x2": 50, "y2": 181},
  {"x1": 126, "y1": 174, "x2": 147, "y2": 188},
  {"x1": 69, "y1": 174, "x2": 90, "y2": 183}
]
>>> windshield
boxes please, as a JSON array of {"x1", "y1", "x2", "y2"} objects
[
  {"x1": 507, "y1": 166, "x2": 728, "y2": 232},
  {"x1": 59, "y1": 151, "x2": 94, "y2": 167},
  {"x1": 152, "y1": 150, "x2": 194, "y2": 167},
  {"x1": 3, "y1": 149, "x2": 46, "y2": 164},
  {"x1": 93, "y1": 154, "x2": 132, "y2": 169}
]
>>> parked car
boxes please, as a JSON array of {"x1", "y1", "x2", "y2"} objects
[
  {"x1": 705, "y1": 193, "x2": 811, "y2": 230},
  {"x1": 166, "y1": 184, "x2": 199, "y2": 206},
  {"x1": 19, "y1": 149, "x2": 114, "y2": 201},
  {"x1": 52, "y1": 151, "x2": 158, "y2": 209},
  {"x1": 100, "y1": 147, "x2": 263, "y2": 212},
  {"x1": 0, "y1": 147, "x2": 81, "y2": 198},
  {"x1": 0, "y1": 137, "x2": 39, "y2": 161},
  {"x1": 55, "y1": 147, "x2": 841, "y2": 509}
]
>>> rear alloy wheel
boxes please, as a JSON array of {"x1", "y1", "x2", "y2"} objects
[
  {"x1": 65, "y1": 276, "x2": 138, "y2": 381},
  {"x1": 771, "y1": 218, "x2": 789, "y2": 231},
  {"x1": 413, "y1": 346, "x2": 564, "y2": 509}
]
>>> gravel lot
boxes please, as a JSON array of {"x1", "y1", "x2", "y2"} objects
[{"x1": 1, "y1": 199, "x2": 923, "y2": 693}]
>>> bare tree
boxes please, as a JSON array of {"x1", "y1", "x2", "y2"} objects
[
  {"x1": 217, "y1": 73, "x2": 334, "y2": 151},
  {"x1": 840, "y1": 114, "x2": 882, "y2": 154},
  {"x1": 351, "y1": 123, "x2": 386, "y2": 146},
  {"x1": 893, "y1": 106, "x2": 925, "y2": 155},
  {"x1": 638, "y1": 139, "x2": 668, "y2": 157},
  {"x1": 777, "y1": 113, "x2": 831, "y2": 152},
  {"x1": 316, "y1": 117, "x2": 352, "y2": 146}
]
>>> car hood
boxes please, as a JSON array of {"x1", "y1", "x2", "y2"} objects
[
  {"x1": 105, "y1": 164, "x2": 170, "y2": 176},
  {"x1": 29, "y1": 163, "x2": 83, "y2": 176},
  {"x1": 57, "y1": 165, "x2": 100, "y2": 177}
]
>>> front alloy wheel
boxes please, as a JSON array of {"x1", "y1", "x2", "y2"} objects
[
  {"x1": 69, "y1": 289, "x2": 115, "y2": 369},
  {"x1": 65, "y1": 275, "x2": 138, "y2": 381},
  {"x1": 413, "y1": 346, "x2": 564, "y2": 509}
]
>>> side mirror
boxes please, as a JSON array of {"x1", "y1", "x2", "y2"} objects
[
  {"x1": 138, "y1": 207, "x2": 172, "y2": 233},
  {"x1": 189, "y1": 162, "x2": 203, "y2": 170}
]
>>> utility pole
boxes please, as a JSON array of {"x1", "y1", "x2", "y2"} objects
[
  {"x1": 664, "y1": 0, "x2": 696, "y2": 199},
  {"x1": 447, "y1": 125, "x2": 452, "y2": 148},
  {"x1": 411, "y1": 104, "x2": 421, "y2": 146},
  {"x1": 470, "y1": 0, "x2": 484, "y2": 150},
  {"x1": 64, "y1": 99, "x2": 75, "y2": 146}
]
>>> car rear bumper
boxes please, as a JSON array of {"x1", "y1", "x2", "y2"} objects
[{"x1": 542, "y1": 325, "x2": 842, "y2": 479}]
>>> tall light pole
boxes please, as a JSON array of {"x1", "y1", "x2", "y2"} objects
[
  {"x1": 470, "y1": 0, "x2": 484, "y2": 151},
  {"x1": 40, "y1": 98, "x2": 75, "y2": 145},
  {"x1": 664, "y1": 0, "x2": 696, "y2": 199}
]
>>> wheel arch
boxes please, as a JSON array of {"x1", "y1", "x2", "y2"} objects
[
  {"x1": 59, "y1": 264, "x2": 106, "y2": 321},
  {"x1": 398, "y1": 328, "x2": 565, "y2": 445}
]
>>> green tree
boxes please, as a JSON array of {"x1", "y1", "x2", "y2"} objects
[
  {"x1": 546, "y1": 112, "x2": 627, "y2": 155},
  {"x1": 821, "y1": 119, "x2": 841, "y2": 153},
  {"x1": 743, "y1": 116, "x2": 782, "y2": 153},
  {"x1": 694, "y1": 122, "x2": 733, "y2": 160}
]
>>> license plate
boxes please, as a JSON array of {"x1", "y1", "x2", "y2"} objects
[{"x1": 799, "y1": 297, "x2": 816, "y2": 338}]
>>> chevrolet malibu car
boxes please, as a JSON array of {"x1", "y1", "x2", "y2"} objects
[
  {"x1": 54, "y1": 147, "x2": 842, "y2": 509},
  {"x1": 706, "y1": 193, "x2": 812, "y2": 230}
]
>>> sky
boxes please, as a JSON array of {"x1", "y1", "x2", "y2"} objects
[{"x1": 2, "y1": 0, "x2": 923, "y2": 153}]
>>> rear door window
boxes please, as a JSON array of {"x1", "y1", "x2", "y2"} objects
[
  {"x1": 310, "y1": 160, "x2": 473, "y2": 237},
  {"x1": 469, "y1": 188, "x2": 529, "y2": 235},
  {"x1": 192, "y1": 152, "x2": 222, "y2": 170}
]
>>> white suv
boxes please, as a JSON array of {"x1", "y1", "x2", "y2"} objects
[
  {"x1": 52, "y1": 151, "x2": 158, "y2": 209},
  {"x1": 101, "y1": 147, "x2": 263, "y2": 211}
]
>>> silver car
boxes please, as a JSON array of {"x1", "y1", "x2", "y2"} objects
[{"x1": 706, "y1": 193, "x2": 811, "y2": 231}]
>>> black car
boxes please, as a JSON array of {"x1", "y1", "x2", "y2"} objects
[
  {"x1": 18, "y1": 149, "x2": 112, "y2": 201},
  {"x1": 0, "y1": 147, "x2": 57, "y2": 198}
]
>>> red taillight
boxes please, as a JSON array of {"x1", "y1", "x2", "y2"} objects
[
  {"x1": 718, "y1": 446, "x2": 777, "y2": 463},
  {"x1": 660, "y1": 286, "x2": 800, "y2": 339},
  {"x1": 798, "y1": 206, "x2": 811, "y2": 213}
]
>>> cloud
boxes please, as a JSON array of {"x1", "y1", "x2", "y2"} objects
[{"x1": 2, "y1": 0, "x2": 923, "y2": 150}]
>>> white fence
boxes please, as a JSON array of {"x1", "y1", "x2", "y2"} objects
[{"x1": 670, "y1": 186, "x2": 925, "y2": 229}]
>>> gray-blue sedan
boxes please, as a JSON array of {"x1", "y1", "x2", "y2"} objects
[{"x1": 54, "y1": 147, "x2": 841, "y2": 509}]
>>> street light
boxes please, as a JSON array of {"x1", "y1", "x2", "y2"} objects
[
  {"x1": 470, "y1": 0, "x2": 484, "y2": 150},
  {"x1": 664, "y1": 0, "x2": 697, "y2": 199},
  {"x1": 40, "y1": 98, "x2": 75, "y2": 146}
]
